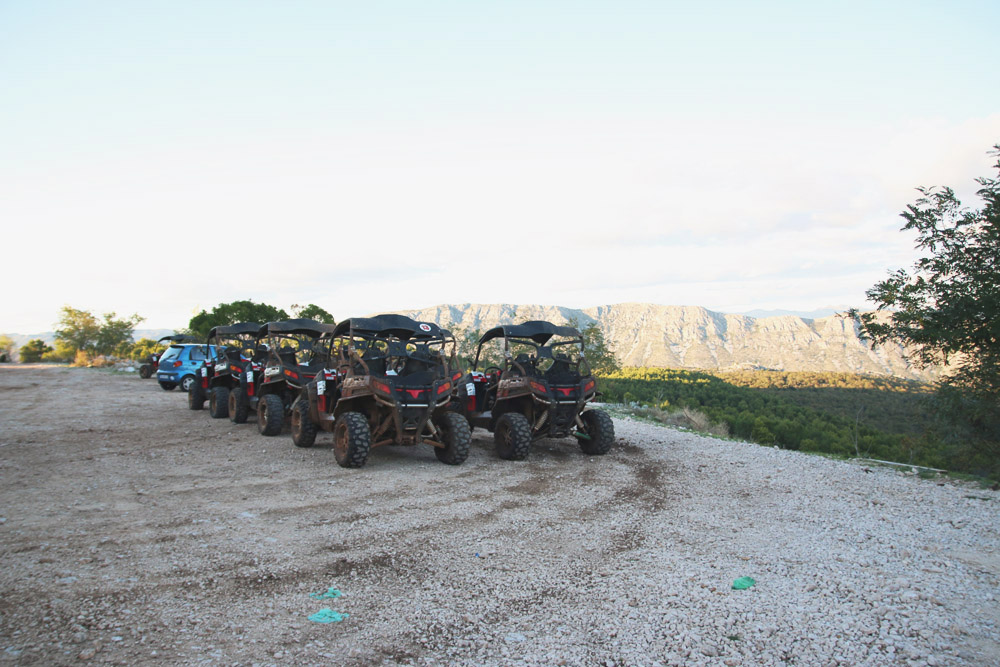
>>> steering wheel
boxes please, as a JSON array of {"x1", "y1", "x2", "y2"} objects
[{"x1": 484, "y1": 365, "x2": 502, "y2": 376}]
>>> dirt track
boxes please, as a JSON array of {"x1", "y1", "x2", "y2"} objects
[{"x1": 1, "y1": 365, "x2": 998, "y2": 666}]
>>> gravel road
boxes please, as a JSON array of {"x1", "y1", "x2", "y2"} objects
[{"x1": 1, "y1": 365, "x2": 997, "y2": 666}]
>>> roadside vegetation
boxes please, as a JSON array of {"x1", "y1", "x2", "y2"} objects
[{"x1": 598, "y1": 367, "x2": 997, "y2": 481}]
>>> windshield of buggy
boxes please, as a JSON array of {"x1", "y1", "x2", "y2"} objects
[
  {"x1": 336, "y1": 329, "x2": 454, "y2": 381},
  {"x1": 269, "y1": 333, "x2": 321, "y2": 366},
  {"x1": 504, "y1": 334, "x2": 589, "y2": 379}
]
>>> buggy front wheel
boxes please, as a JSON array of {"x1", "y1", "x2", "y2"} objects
[
  {"x1": 210, "y1": 386, "x2": 230, "y2": 418},
  {"x1": 257, "y1": 393, "x2": 284, "y2": 436},
  {"x1": 333, "y1": 412, "x2": 371, "y2": 468},
  {"x1": 291, "y1": 399, "x2": 317, "y2": 448},
  {"x1": 434, "y1": 411, "x2": 471, "y2": 465},
  {"x1": 229, "y1": 385, "x2": 249, "y2": 424},
  {"x1": 577, "y1": 409, "x2": 615, "y2": 455},
  {"x1": 139, "y1": 364, "x2": 152, "y2": 379},
  {"x1": 494, "y1": 412, "x2": 532, "y2": 461},
  {"x1": 188, "y1": 381, "x2": 205, "y2": 410}
]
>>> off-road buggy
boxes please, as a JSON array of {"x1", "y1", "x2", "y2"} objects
[
  {"x1": 291, "y1": 314, "x2": 471, "y2": 468},
  {"x1": 140, "y1": 334, "x2": 196, "y2": 380},
  {"x1": 238, "y1": 319, "x2": 337, "y2": 436},
  {"x1": 188, "y1": 322, "x2": 261, "y2": 417},
  {"x1": 455, "y1": 320, "x2": 614, "y2": 460}
]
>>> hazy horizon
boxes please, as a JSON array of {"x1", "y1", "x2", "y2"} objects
[{"x1": 2, "y1": 1, "x2": 998, "y2": 332}]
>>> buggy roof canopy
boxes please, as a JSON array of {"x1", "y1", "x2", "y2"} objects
[
  {"x1": 258, "y1": 319, "x2": 337, "y2": 338},
  {"x1": 332, "y1": 314, "x2": 449, "y2": 340},
  {"x1": 207, "y1": 322, "x2": 262, "y2": 339},
  {"x1": 478, "y1": 320, "x2": 581, "y2": 346},
  {"x1": 158, "y1": 334, "x2": 198, "y2": 344}
]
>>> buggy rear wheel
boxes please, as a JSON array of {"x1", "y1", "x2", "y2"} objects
[
  {"x1": 257, "y1": 393, "x2": 284, "y2": 436},
  {"x1": 229, "y1": 385, "x2": 249, "y2": 423},
  {"x1": 434, "y1": 410, "x2": 471, "y2": 465},
  {"x1": 210, "y1": 386, "x2": 230, "y2": 418},
  {"x1": 291, "y1": 399, "x2": 317, "y2": 448},
  {"x1": 188, "y1": 381, "x2": 205, "y2": 410},
  {"x1": 333, "y1": 411, "x2": 371, "y2": 468},
  {"x1": 577, "y1": 409, "x2": 615, "y2": 455},
  {"x1": 494, "y1": 412, "x2": 531, "y2": 461},
  {"x1": 139, "y1": 364, "x2": 152, "y2": 379}
]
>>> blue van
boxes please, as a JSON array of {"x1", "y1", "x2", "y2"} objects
[{"x1": 156, "y1": 344, "x2": 216, "y2": 392}]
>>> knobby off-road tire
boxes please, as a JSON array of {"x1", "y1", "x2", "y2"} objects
[
  {"x1": 257, "y1": 393, "x2": 284, "y2": 436},
  {"x1": 188, "y1": 381, "x2": 205, "y2": 410},
  {"x1": 494, "y1": 412, "x2": 532, "y2": 461},
  {"x1": 333, "y1": 411, "x2": 371, "y2": 468},
  {"x1": 434, "y1": 410, "x2": 471, "y2": 465},
  {"x1": 577, "y1": 409, "x2": 615, "y2": 455},
  {"x1": 291, "y1": 399, "x2": 317, "y2": 448},
  {"x1": 229, "y1": 385, "x2": 249, "y2": 424},
  {"x1": 158, "y1": 381, "x2": 177, "y2": 391},
  {"x1": 180, "y1": 374, "x2": 196, "y2": 393},
  {"x1": 139, "y1": 364, "x2": 152, "y2": 379},
  {"x1": 210, "y1": 386, "x2": 230, "y2": 418}
]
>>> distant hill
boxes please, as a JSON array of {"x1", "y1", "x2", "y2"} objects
[
  {"x1": 5, "y1": 304, "x2": 934, "y2": 382},
  {"x1": 399, "y1": 302, "x2": 937, "y2": 382},
  {"x1": 1, "y1": 329, "x2": 176, "y2": 348}
]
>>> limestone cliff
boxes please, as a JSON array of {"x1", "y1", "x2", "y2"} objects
[{"x1": 399, "y1": 302, "x2": 935, "y2": 382}]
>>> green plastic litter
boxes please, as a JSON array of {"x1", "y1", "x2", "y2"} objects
[
  {"x1": 309, "y1": 608, "x2": 348, "y2": 623},
  {"x1": 732, "y1": 577, "x2": 756, "y2": 590},
  {"x1": 309, "y1": 587, "x2": 343, "y2": 600}
]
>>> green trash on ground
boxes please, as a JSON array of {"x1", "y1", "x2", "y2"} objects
[
  {"x1": 309, "y1": 587, "x2": 343, "y2": 600},
  {"x1": 732, "y1": 577, "x2": 756, "y2": 590},
  {"x1": 308, "y1": 608, "x2": 348, "y2": 623}
]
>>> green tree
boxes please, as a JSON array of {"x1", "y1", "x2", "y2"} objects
[
  {"x1": 851, "y1": 145, "x2": 1000, "y2": 474},
  {"x1": 18, "y1": 339, "x2": 52, "y2": 363},
  {"x1": 187, "y1": 300, "x2": 289, "y2": 338},
  {"x1": 94, "y1": 312, "x2": 144, "y2": 355},
  {"x1": 0, "y1": 335, "x2": 14, "y2": 362},
  {"x1": 54, "y1": 306, "x2": 144, "y2": 359},
  {"x1": 129, "y1": 337, "x2": 167, "y2": 362},
  {"x1": 571, "y1": 319, "x2": 620, "y2": 375},
  {"x1": 42, "y1": 340, "x2": 76, "y2": 363},
  {"x1": 54, "y1": 306, "x2": 101, "y2": 352},
  {"x1": 291, "y1": 303, "x2": 335, "y2": 324}
]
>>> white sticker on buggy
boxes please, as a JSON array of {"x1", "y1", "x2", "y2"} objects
[
  {"x1": 419, "y1": 323, "x2": 432, "y2": 332},
  {"x1": 317, "y1": 380, "x2": 326, "y2": 395},
  {"x1": 200, "y1": 367, "x2": 207, "y2": 377},
  {"x1": 466, "y1": 382, "x2": 475, "y2": 396},
  {"x1": 246, "y1": 371, "x2": 253, "y2": 383}
]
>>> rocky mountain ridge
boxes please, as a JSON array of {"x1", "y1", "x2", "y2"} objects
[{"x1": 399, "y1": 302, "x2": 936, "y2": 382}]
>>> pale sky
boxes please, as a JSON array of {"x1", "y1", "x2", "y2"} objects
[{"x1": 2, "y1": 1, "x2": 998, "y2": 333}]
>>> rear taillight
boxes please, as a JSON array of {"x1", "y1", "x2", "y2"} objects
[
  {"x1": 530, "y1": 381, "x2": 547, "y2": 394},
  {"x1": 437, "y1": 381, "x2": 451, "y2": 394},
  {"x1": 173, "y1": 361, "x2": 182, "y2": 368}
]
